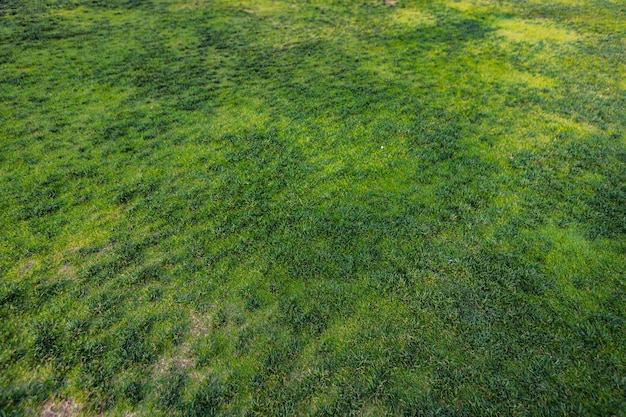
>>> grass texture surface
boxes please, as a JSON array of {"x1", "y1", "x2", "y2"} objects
[{"x1": 1, "y1": 0, "x2": 625, "y2": 415}]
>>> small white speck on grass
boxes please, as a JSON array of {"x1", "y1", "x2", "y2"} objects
[{"x1": 381, "y1": 145, "x2": 384, "y2": 149}]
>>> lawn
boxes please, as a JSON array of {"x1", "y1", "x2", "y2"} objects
[{"x1": 1, "y1": 0, "x2": 625, "y2": 415}]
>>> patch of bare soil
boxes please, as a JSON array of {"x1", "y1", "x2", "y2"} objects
[
  {"x1": 41, "y1": 399, "x2": 80, "y2": 417},
  {"x1": 19, "y1": 259, "x2": 35, "y2": 276},
  {"x1": 58, "y1": 264, "x2": 76, "y2": 279}
]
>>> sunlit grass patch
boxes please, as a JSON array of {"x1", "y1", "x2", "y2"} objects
[
  {"x1": 542, "y1": 225, "x2": 610, "y2": 308},
  {"x1": 504, "y1": 68, "x2": 555, "y2": 89},
  {"x1": 474, "y1": 58, "x2": 557, "y2": 89},
  {"x1": 392, "y1": 8, "x2": 437, "y2": 27},
  {"x1": 209, "y1": 100, "x2": 271, "y2": 135},
  {"x1": 496, "y1": 17, "x2": 580, "y2": 44},
  {"x1": 225, "y1": 0, "x2": 297, "y2": 16},
  {"x1": 445, "y1": 0, "x2": 498, "y2": 13}
]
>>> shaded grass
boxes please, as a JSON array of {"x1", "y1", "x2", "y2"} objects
[{"x1": 1, "y1": 0, "x2": 625, "y2": 415}]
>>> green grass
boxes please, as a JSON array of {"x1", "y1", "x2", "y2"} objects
[{"x1": 1, "y1": 0, "x2": 625, "y2": 415}]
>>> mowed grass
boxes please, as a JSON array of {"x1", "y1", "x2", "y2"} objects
[{"x1": 1, "y1": 0, "x2": 625, "y2": 415}]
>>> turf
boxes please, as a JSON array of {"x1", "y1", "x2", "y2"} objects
[{"x1": 1, "y1": 0, "x2": 625, "y2": 415}]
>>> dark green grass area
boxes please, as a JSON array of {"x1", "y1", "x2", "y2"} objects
[{"x1": 1, "y1": 0, "x2": 625, "y2": 415}]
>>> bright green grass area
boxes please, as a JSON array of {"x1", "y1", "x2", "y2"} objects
[{"x1": 1, "y1": 0, "x2": 625, "y2": 415}]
